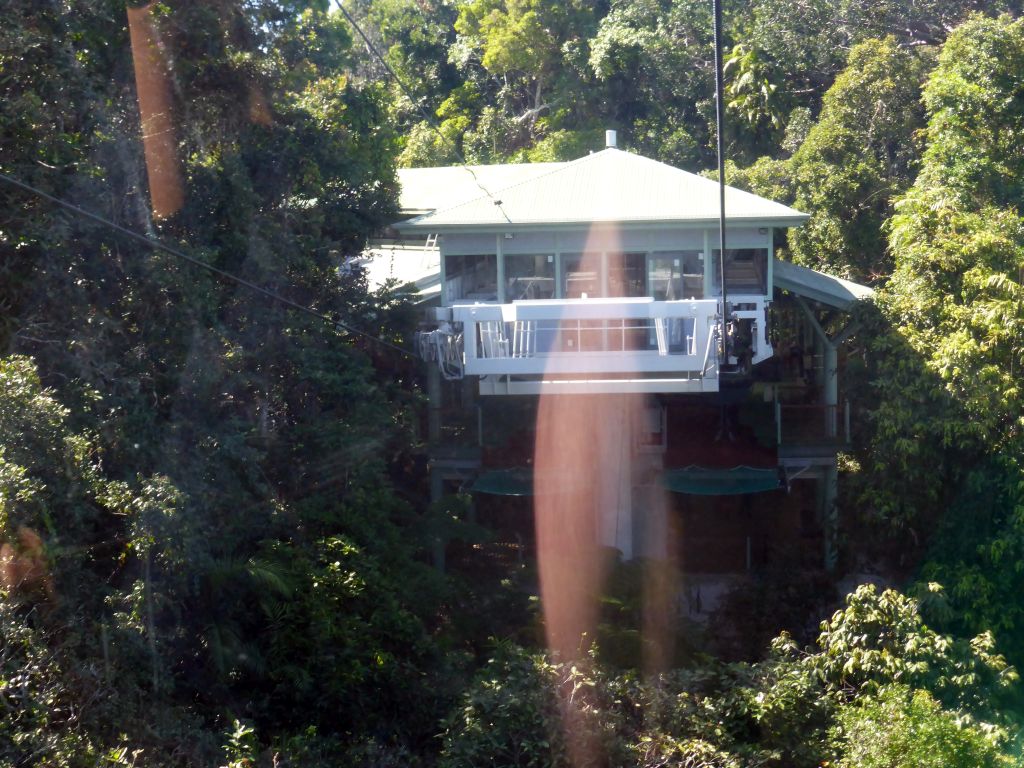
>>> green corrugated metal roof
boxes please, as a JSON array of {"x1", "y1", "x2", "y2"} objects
[
  {"x1": 397, "y1": 163, "x2": 562, "y2": 214},
  {"x1": 661, "y1": 465, "x2": 783, "y2": 495},
  {"x1": 396, "y1": 149, "x2": 808, "y2": 230}
]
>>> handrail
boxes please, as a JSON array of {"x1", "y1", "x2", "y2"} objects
[
  {"x1": 434, "y1": 296, "x2": 768, "y2": 380},
  {"x1": 702, "y1": 324, "x2": 718, "y2": 375}
]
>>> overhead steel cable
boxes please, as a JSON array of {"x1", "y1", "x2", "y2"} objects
[
  {"x1": 0, "y1": 171, "x2": 417, "y2": 359},
  {"x1": 712, "y1": 0, "x2": 731, "y2": 367},
  {"x1": 332, "y1": 0, "x2": 513, "y2": 223}
]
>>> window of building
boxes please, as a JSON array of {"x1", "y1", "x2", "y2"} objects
[
  {"x1": 712, "y1": 248, "x2": 768, "y2": 294},
  {"x1": 444, "y1": 253, "x2": 497, "y2": 303},
  {"x1": 650, "y1": 251, "x2": 704, "y2": 300},
  {"x1": 606, "y1": 252, "x2": 647, "y2": 297},
  {"x1": 505, "y1": 253, "x2": 555, "y2": 300},
  {"x1": 562, "y1": 253, "x2": 601, "y2": 298}
]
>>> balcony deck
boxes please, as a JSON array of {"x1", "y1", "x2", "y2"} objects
[{"x1": 427, "y1": 295, "x2": 771, "y2": 395}]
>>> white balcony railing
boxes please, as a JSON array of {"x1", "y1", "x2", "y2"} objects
[{"x1": 435, "y1": 297, "x2": 739, "y2": 378}]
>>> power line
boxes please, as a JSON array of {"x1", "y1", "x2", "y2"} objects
[
  {"x1": 0, "y1": 171, "x2": 417, "y2": 359},
  {"x1": 332, "y1": 0, "x2": 512, "y2": 224}
]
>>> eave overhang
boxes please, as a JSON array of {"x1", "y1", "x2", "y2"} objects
[
  {"x1": 394, "y1": 216, "x2": 808, "y2": 235},
  {"x1": 772, "y1": 258, "x2": 874, "y2": 310}
]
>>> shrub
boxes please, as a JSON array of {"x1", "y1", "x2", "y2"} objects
[
  {"x1": 438, "y1": 643, "x2": 626, "y2": 768},
  {"x1": 834, "y1": 685, "x2": 1015, "y2": 768}
]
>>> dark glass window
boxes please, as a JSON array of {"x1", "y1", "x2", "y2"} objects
[
  {"x1": 712, "y1": 248, "x2": 768, "y2": 294},
  {"x1": 444, "y1": 253, "x2": 497, "y2": 302},
  {"x1": 505, "y1": 254, "x2": 555, "y2": 300},
  {"x1": 562, "y1": 253, "x2": 601, "y2": 298},
  {"x1": 651, "y1": 251, "x2": 704, "y2": 299},
  {"x1": 606, "y1": 252, "x2": 647, "y2": 297}
]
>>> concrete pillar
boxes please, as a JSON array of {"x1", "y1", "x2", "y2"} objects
[
  {"x1": 823, "y1": 463, "x2": 839, "y2": 572},
  {"x1": 824, "y1": 343, "x2": 838, "y2": 438},
  {"x1": 635, "y1": 458, "x2": 669, "y2": 561},
  {"x1": 597, "y1": 400, "x2": 633, "y2": 559},
  {"x1": 496, "y1": 233, "x2": 507, "y2": 303}
]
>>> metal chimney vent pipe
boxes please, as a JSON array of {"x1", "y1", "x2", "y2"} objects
[{"x1": 605, "y1": 129, "x2": 617, "y2": 148}]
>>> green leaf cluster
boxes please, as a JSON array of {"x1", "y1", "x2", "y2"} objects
[{"x1": 441, "y1": 584, "x2": 1020, "y2": 768}]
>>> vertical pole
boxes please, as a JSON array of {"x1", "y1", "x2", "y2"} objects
[
  {"x1": 440, "y1": 244, "x2": 448, "y2": 304},
  {"x1": 713, "y1": 0, "x2": 730, "y2": 364}
]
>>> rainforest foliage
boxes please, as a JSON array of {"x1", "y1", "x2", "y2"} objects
[{"x1": 3, "y1": 0, "x2": 1024, "y2": 765}]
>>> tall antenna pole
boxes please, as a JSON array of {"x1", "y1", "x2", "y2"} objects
[{"x1": 713, "y1": 0, "x2": 730, "y2": 366}]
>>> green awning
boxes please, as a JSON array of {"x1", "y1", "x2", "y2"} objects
[
  {"x1": 469, "y1": 468, "x2": 533, "y2": 496},
  {"x1": 661, "y1": 465, "x2": 782, "y2": 496},
  {"x1": 469, "y1": 468, "x2": 592, "y2": 496}
]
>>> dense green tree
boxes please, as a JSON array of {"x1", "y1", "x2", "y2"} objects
[
  {"x1": 744, "y1": 0, "x2": 999, "y2": 111},
  {"x1": 788, "y1": 38, "x2": 931, "y2": 280},
  {"x1": 349, "y1": 0, "x2": 461, "y2": 140},
  {"x1": 440, "y1": 584, "x2": 1018, "y2": 768},
  {"x1": 846, "y1": 15, "x2": 1024, "y2": 677},
  {"x1": 417, "y1": 0, "x2": 602, "y2": 163},
  {"x1": 727, "y1": 38, "x2": 931, "y2": 279},
  {"x1": 834, "y1": 685, "x2": 1014, "y2": 768},
  {"x1": 7, "y1": 2, "x2": 1024, "y2": 765},
  {"x1": 0, "y1": 0, "x2": 454, "y2": 762},
  {"x1": 919, "y1": 457, "x2": 1024, "y2": 672},
  {"x1": 865, "y1": 14, "x2": 1024, "y2": 524},
  {"x1": 0, "y1": 355, "x2": 203, "y2": 764},
  {"x1": 588, "y1": 0, "x2": 716, "y2": 167}
]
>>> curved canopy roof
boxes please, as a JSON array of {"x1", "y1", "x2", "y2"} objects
[
  {"x1": 396, "y1": 148, "x2": 808, "y2": 230},
  {"x1": 773, "y1": 259, "x2": 874, "y2": 310}
]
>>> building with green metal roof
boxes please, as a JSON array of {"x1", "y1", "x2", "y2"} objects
[{"x1": 379, "y1": 135, "x2": 872, "y2": 579}]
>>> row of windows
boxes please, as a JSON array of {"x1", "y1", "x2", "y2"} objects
[{"x1": 443, "y1": 249, "x2": 767, "y2": 303}]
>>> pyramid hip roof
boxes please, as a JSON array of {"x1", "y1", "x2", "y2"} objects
[{"x1": 395, "y1": 148, "x2": 807, "y2": 230}]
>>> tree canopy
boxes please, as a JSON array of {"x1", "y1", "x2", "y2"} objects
[{"x1": 4, "y1": 1, "x2": 1024, "y2": 765}]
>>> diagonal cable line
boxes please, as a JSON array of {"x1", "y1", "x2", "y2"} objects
[
  {"x1": 333, "y1": 0, "x2": 513, "y2": 224},
  {"x1": 0, "y1": 171, "x2": 417, "y2": 358}
]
